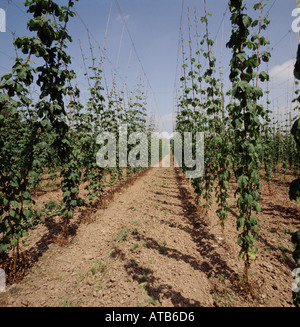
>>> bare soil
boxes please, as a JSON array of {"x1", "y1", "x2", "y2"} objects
[{"x1": 0, "y1": 159, "x2": 299, "y2": 307}]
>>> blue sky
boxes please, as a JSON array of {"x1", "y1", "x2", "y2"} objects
[{"x1": 0, "y1": 0, "x2": 299, "y2": 133}]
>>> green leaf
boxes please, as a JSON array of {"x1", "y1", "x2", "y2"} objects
[
  {"x1": 229, "y1": 0, "x2": 242, "y2": 12},
  {"x1": 9, "y1": 180, "x2": 19, "y2": 188},
  {"x1": 0, "y1": 243, "x2": 9, "y2": 254},
  {"x1": 23, "y1": 209, "x2": 31, "y2": 218},
  {"x1": 22, "y1": 191, "x2": 31, "y2": 199},
  {"x1": 242, "y1": 15, "x2": 252, "y2": 28},
  {"x1": 11, "y1": 200, "x2": 19, "y2": 208},
  {"x1": 237, "y1": 235, "x2": 242, "y2": 245},
  {"x1": 9, "y1": 209, "x2": 16, "y2": 217},
  {"x1": 70, "y1": 200, "x2": 77, "y2": 207},
  {"x1": 237, "y1": 176, "x2": 249, "y2": 189},
  {"x1": 24, "y1": 200, "x2": 31, "y2": 206},
  {"x1": 255, "y1": 203, "x2": 262, "y2": 213},
  {"x1": 11, "y1": 238, "x2": 18, "y2": 247},
  {"x1": 236, "y1": 52, "x2": 247, "y2": 63},
  {"x1": 259, "y1": 71, "x2": 269, "y2": 82},
  {"x1": 237, "y1": 217, "x2": 245, "y2": 228},
  {"x1": 249, "y1": 215, "x2": 258, "y2": 226}
]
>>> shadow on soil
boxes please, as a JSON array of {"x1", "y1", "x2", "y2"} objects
[
  {"x1": 121, "y1": 167, "x2": 241, "y2": 306},
  {"x1": 117, "y1": 249, "x2": 202, "y2": 307},
  {"x1": 173, "y1": 168, "x2": 236, "y2": 278},
  {"x1": 3, "y1": 169, "x2": 151, "y2": 285}
]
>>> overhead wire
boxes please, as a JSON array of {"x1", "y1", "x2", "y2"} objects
[
  {"x1": 10, "y1": 0, "x2": 30, "y2": 18},
  {"x1": 0, "y1": 1, "x2": 20, "y2": 74},
  {"x1": 113, "y1": 0, "x2": 167, "y2": 132},
  {"x1": 73, "y1": 7, "x2": 127, "y2": 90},
  {"x1": 111, "y1": 19, "x2": 125, "y2": 94}
]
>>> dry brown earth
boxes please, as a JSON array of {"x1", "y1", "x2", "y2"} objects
[{"x1": 0, "y1": 158, "x2": 299, "y2": 307}]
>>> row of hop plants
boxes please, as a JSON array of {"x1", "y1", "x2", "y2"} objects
[
  {"x1": 290, "y1": 41, "x2": 300, "y2": 307},
  {"x1": 175, "y1": 0, "x2": 300, "y2": 301},
  {"x1": 262, "y1": 110, "x2": 299, "y2": 185},
  {"x1": 0, "y1": 0, "x2": 154, "y2": 282}
]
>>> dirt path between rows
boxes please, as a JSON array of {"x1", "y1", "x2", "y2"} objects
[{"x1": 0, "y1": 157, "x2": 299, "y2": 307}]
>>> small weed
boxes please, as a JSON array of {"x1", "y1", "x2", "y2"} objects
[
  {"x1": 90, "y1": 267, "x2": 98, "y2": 275},
  {"x1": 43, "y1": 200, "x2": 63, "y2": 216},
  {"x1": 139, "y1": 282, "x2": 148, "y2": 290},
  {"x1": 108, "y1": 248, "x2": 117, "y2": 258},
  {"x1": 96, "y1": 283, "x2": 103, "y2": 291},
  {"x1": 61, "y1": 297, "x2": 76, "y2": 307},
  {"x1": 214, "y1": 291, "x2": 234, "y2": 307},
  {"x1": 140, "y1": 270, "x2": 149, "y2": 283},
  {"x1": 114, "y1": 227, "x2": 129, "y2": 243},
  {"x1": 148, "y1": 297, "x2": 156, "y2": 306},
  {"x1": 218, "y1": 274, "x2": 228, "y2": 283},
  {"x1": 89, "y1": 260, "x2": 107, "y2": 276},
  {"x1": 278, "y1": 240, "x2": 289, "y2": 253},
  {"x1": 130, "y1": 243, "x2": 140, "y2": 251}
]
